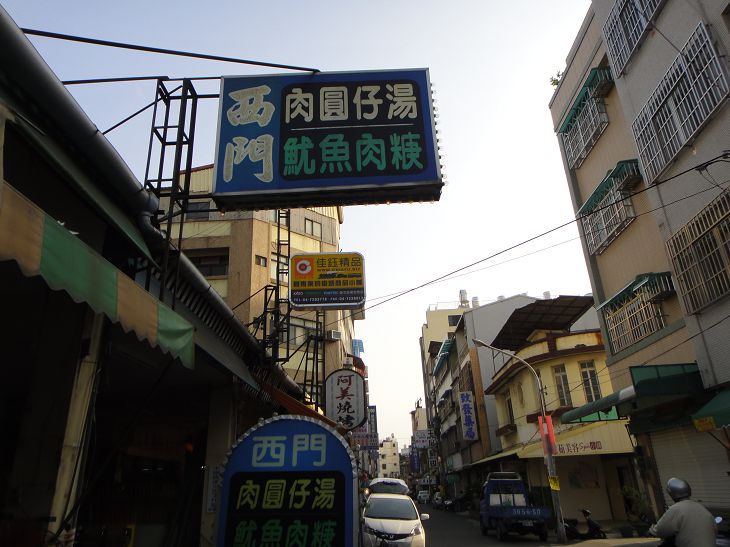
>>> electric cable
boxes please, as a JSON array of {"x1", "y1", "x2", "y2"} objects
[{"x1": 21, "y1": 28, "x2": 320, "y2": 73}]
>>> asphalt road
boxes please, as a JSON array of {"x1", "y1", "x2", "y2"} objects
[{"x1": 414, "y1": 503, "x2": 668, "y2": 547}]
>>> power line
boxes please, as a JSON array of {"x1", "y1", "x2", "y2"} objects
[{"x1": 21, "y1": 28, "x2": 320, "y2": 73}]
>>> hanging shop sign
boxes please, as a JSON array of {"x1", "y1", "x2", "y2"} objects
[
  {"x1": 458, "y1": 391, "x2": 479, "y2": 442},
  {"x1": 290, "y1": 252, "x2": 365, "y2": 310},
  {"x1": 212, "y1": 69, "x2": 442, "y2": 210},
  {"x1": 325, "y1": 369, "x2": 366, "y2": 430},
  {"x1": 413, "y1": 429, "x2": 431, "y2": 449},
  {"x1": 216, "y1": 415, "x2": 358, "y2": 547}
]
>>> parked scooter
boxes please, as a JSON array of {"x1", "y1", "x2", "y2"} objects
[{"x1": 564, "y1": 509, "x2": 607, "y2": 540}]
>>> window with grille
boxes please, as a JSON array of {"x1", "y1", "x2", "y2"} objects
[
  {"x1": 580, "y1": 361, "x2": 602, "y2": 402},
  {"x1": 504, "y1": 390, "x2": 515, "y2": 424},
  {"x1": 667, "y1": 188, "x2": 730, "y2": 314},
  {"x1": 187, "y1": 249, "x2": 229, "y2": 277},
  {"x1": 558, "y1": 67, "x2": 613, "y2": 170},
  {"x1": 305, "y1": 218, "x2": 322, "y2": 238},
  {"x1": 255, "y1": 255, "x2": 267, "y2": 267},
  {"x1": 553, "y1": 365, "x2": 573, "y2": 407},
  {"x1": 601, "y1": 273, "x2": 674, "y2": 353},
  {"x1": 579, "y1": 160, "x2": 640, "y2": 254},
  {"x1": 447, "y1": 314, "x2": 461, "y2": 326},
  {"x1": 632, "y1": 24, "x2": 730, "y2": 183},
  {"x1": 603, "y1": 0, "x2": 665, "y2": 76}
]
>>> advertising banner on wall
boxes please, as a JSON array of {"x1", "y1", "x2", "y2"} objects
[
  {"x1": 290, "y1": 252, "x2": 365, "y2": 309},
  {"x1": 325, "y1": 369, "x2": 366, "y2": 430},
  {"x1": 216, "y1": 415, "x2": 358, "y2": 547},
  {"x1": 413, "y1": 429, "x2": 431, "y2": 449},
  {"x1": 212, "y1": 69, "x2": 442, "y2": 210},
  {"x1": 458, "y1": 391, "x2": 479, "y2": 442}
]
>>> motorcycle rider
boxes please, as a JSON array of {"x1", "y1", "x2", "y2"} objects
[{"x1": 649, "y1": 477, "x2": 716, "y2": 547}]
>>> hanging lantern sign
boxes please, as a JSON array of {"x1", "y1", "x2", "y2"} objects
[{"x1": 325, "y1": 369, "x2": 366, "y2": 430}]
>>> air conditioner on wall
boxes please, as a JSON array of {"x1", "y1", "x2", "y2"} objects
[{"x1": 325, "y1": 330, "x2": 342, "y2": 341}]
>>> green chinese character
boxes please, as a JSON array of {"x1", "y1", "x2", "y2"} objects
[
  {"x1": 236, "y1": 480, "x2": 260, "y2": 510},
  {"x1": 260, "y1": 519, "x2": 283, "y2": 547},
  {"x1": 285, "y1": 520, "x2": 308, "y2": 547},
  {"x1": 390, "y1": 132, "x2": 423, "y2": 170},
  {"x1": 355, "y1": 133, "x2": 386, "y2": 171},
  {"x1": 311, "y1": 520, "x2": 337, "y2": 547},
  {"x1": 263, "y1": 479, "x2": 286, "y2": 509},
  {"x1": 283, "y1": 136, "x2": 316, "y2": 176},
  {"x1": 233, "y1": 521, "x2": 257, "y2": 547},
  {"x1": 319, "y1": 134, "x2": 352, "y2": 174},
  {"x1": 288, "y1": 479, "x2": 311, "y2": 509},
  {"x1": 312, "y1": 478, "x2": 336, "y2": 510}
]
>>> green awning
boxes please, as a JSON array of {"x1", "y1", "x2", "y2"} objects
[
  {"x1": 562, "y1": 364, "x2": 704, "y2": 425},
  {"x1": 561, "y1": 386, "x2": 635, "y2": 424},
  {"x1": 432, "y1": 339, "x2": 453, "y2": 377},
  {"x1": 12, "y1": 117, "x2": 154, "y2": 262},
  {"x1": 692, "y1": 389, "x2": 730, "y2": 431},
  {"x1": 577, "y1": 159, "x2": 640, "y2": 216},
  {"x1": 597, "y1": 272, "x2": 674, "y2": 312},
  {"x1": 0, "y1": 183, "x2": 194, "y2": 368},
  {"x1": 558, "y1": 67, "x2": 614, "y2": 133}
]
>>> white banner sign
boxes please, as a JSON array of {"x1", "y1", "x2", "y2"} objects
[
  {"x1": 325, "y1": 369, "x2": 366, "y2": 430},
  {"x1": 458, "y1": 391, "x2": 479, "y2": 442}
]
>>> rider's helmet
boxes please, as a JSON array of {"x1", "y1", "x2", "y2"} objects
[{"x1": 666, "y1": 477, "x2": 691, "y2": 501}]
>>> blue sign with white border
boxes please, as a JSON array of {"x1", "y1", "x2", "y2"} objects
[
  {"x1": 213, "y1": 69, "x2": 442, "y2": 210},
  {"x1": 216, "y1": 415, "x2": 358, "y2": 547}
]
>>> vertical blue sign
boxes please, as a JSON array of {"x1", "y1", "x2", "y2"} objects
[{"x1": 217, "y1": 415, "x2": 358, "y2": 547}]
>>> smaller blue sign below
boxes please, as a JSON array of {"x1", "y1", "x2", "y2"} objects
[
  {"x1": 213, "y1": 69, "x2": 442, "y2": 210},
  {"x1": 217, "y1": 415, "x2": 358, "y2": 547}
]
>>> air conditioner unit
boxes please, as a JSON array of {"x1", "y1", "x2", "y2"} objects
[{"x1": 325, "y1": 330, "x2": 342, "y2": 341}]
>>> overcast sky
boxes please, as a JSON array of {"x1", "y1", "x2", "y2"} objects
[{"x1": 4, "y1": 0, "x2": 593, "y2": 448}]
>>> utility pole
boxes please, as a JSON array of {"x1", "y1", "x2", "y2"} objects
[{"x1": 473, "y1": 339, "x2": 567, "y2": 544}]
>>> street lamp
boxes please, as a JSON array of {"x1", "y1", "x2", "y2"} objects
[{"x1": 473, "y1": 338, "x2": 567, "y2": 544}]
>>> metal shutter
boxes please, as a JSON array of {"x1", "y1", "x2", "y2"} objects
[{"x1": 650, "y1": 425, "x2": 730, "y2": 509}]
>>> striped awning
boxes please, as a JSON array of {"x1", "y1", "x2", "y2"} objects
[{"x1": 0, "y1": 183, "x2": 194, "y2": 368}]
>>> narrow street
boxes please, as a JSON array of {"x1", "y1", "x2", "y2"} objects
[{"x1": 416, "y1": 503, "x2": 660, "y2": 547}]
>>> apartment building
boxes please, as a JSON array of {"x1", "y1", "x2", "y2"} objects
[
  {"x1": 483, "y1": 297, "x2": 634, "y2": 521},
  {"x1": 379, "y1": 435, "x2": 401, "y2": 478},
  {"x1": 550, "y1": 0, "x2": 730, "y2": 516},
  {"x1": 170, "y1": 165, "x2": 362, "y2": 402}
]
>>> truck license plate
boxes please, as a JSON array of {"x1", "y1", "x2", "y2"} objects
[{"x1": 520, "y1": 520, "x2": 533, "y2": 526}]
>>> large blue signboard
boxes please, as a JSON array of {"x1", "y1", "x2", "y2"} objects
[
  {"x1": 217, "y1": 415, "x2": 358, "y2": 547},
  {"x1": 213, "y1": 69, "x2": 442, "y2": 209}
]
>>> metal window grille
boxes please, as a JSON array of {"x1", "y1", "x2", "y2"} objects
[
  {"x1": 604, "y1": 291, "x2": 666, "y2": 353},
  {"x1": 667, "y1": 188, "x2": 730, "y2": 314},
  {"x1": 552, "y1": 365, "x2": 573, "y2": 407},
  {"x1": 580, "y1": 361, "x2": 602, "y2": 403},
  {"x1": 580, "y1": 161, "x2": 640, "y2": 254},
  {"x1": 562, "y1": 97, "x2": 609, "y2": 169},
  {"x1": 603, "y1": 0, "x2": 666, "y2": 76},
  {"x1": 632, "y1": 24, "x2": 730, "y2": 183}
]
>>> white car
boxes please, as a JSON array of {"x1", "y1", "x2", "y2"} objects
[
  {"x1": 416, "y1": 490, "x2": 430, "y2": 504},
  {"x1": 362, "y1": 493, "x2": 429, "y2": 547}
]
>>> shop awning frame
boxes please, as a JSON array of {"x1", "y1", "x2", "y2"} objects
[
  {"x1": 0, "y1": 183, "x2": 194, "y2": 368},
  {"x1": 692, "y1": 388, "x2": 730, "y2": 431}
]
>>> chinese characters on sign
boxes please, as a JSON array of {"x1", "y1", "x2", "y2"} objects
[
  {"x1": 325, "y1": 370, "x2": 366, "y2": 430},
  {"x1": 458, "y1": 391, "x2": 479, "y2": 442},
  {"x1": 217, "y1": 416, "x2": 358, "y2": 547},
  {"x1": 213, "y1": 70, "x2": 442, "y2": 210},
  {"x1": 290, "y1": 253, "x2": 365, "y2": 310},
  {"x1": 225, "y1": 471, "x2": 343, "y2": 547},
  {"x1": 556, "y1": 440, "x2": 603, "y2": 455}
]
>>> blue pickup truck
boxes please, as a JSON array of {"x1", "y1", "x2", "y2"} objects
[{"x1": 478, "y1": 472, "x2": 550, "y2": 542}]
